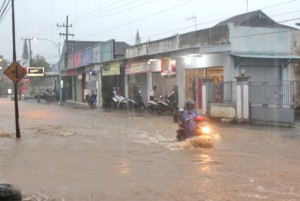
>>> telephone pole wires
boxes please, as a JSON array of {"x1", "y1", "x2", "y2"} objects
[{"x1": 57, "y1": 15, "x2": 74, "y2": 69}]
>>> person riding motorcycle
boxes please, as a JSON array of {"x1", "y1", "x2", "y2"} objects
[{"x1": 182, "y1": 99, "x2": 200, "y2": 138}]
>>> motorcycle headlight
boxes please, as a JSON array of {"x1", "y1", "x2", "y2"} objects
[{"x1": 201, "y1": 126, "x2": 211, "y2": 135}]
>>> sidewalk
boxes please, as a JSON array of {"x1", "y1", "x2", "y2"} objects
[{"x1": 63, "y1": 99, "x2": 94, "y2": 109}]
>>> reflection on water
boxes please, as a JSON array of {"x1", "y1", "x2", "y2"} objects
[
  {"x1": 116, "y1": 161, "x2": 131, "y2": 175},
  {"x1": 192, "y1": 153, "x2": 221, "y2": 178}
]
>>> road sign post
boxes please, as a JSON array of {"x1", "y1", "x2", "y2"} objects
[
  {"x1": 4, "y1": 61, "x2": 27, "y2": 83},
  {"x1": 4, "y1": 61, "x2": 27, "y2": 139}
]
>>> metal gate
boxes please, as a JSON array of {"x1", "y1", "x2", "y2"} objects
[{"x1": 249, "y1": 81, "x2": 295, "y2": 126}]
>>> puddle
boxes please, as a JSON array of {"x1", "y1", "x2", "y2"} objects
[{"x1": 0, "y1": 132, "x2": 14, "y2": 138}]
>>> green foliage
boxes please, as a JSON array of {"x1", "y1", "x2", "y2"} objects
[
  {"x1": 29, "y1": 54, "x2": 51, "y2": 93},
  {"x1": 0, "y1": 55, "x2": 11, "y2": 96},
  {"x1": 30, "y1": 54, "x2": 51, "y2": 72}
]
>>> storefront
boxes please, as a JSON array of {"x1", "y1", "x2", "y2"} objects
[
  {"x1": 148, "y1": 58, "x2": 176, "y2": 98},
  {"x1": 101, "y1": 61, "x2": 124, "y2": 106},
  {"x1": 181, "y1": 53, "x2": 227, "y2": 109},
  {"x1": 125, "y1": 60, "x2": 150, "y2": 101}
]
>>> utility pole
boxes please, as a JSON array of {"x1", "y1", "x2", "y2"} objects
[
  {"x1": 186, "y1": 16, "x2": 197, "y2": 31},
  {"x1": 11, "y1": 0, "x2": 21, "y2": 138},
  {"x1": 57, "y1": 15, "x2": 74, "y2": 69}
]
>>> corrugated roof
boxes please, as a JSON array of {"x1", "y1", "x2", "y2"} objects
[
  {"x1": 215, "y1": 10, "x2": 294, "y2": 29},
  {"x1": 231, "y1": 53, "x2": 300, "y2": 59}
]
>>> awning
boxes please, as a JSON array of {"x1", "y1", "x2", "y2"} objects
[{"x1": 231, "y1": 53, "x2": 300, "y2": 60}]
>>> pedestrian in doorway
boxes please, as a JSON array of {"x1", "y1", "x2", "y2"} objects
[{"x1": 149, "y1": 86, "x2": 157, "y2": 101}]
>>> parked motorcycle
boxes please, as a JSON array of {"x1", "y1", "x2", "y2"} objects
[
  {"x1": 155, "y1": 92, "x2": 178, "y2": 115},
  {"x1": 44, "y1": 89, "x2": 59, "y2": 102},
  {"x1": 112, "y1": 95, "x2": 128, "y2": 109},
  {"x1": 176, "y1": 113, "x2": 213, "y2": 148},
  {"x1": 85, "y1": 90, "x2": 97, "y2": 106},
  {"x1": 146, "y1": 98, "x2": 158, "y2": 113},
  {"x1": 128, "y1": 91, "x2": 145, "y2": 111},
  {"x1": 36, "y1": 89, "x2": 58, "y2": 102}
]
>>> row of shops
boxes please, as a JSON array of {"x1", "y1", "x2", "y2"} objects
[
  {"x1": 60, "y1": 44, "x2": 225, "y2": 109},
  {"x1": 58, "y1": 10, "x2": 300, "y2": 114}
]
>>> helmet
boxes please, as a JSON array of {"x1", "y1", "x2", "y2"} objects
[{"x1": 185, "y1": 99, "x2": 195, "y2": 108}]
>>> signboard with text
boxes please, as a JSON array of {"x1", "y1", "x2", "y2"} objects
[{"x1": 27, "y1": 67, "x2": 44, "y2": 76}]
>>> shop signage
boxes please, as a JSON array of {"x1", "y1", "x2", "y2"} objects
[
  {"x1": 102, "y1": 62, "x2": 120, "y2": 76},
  {"x1": 161, "y1": 58, "x2": 176, "y2": 76},
  {"x1": 27, "y1": 67, "x2": 44, "y2": 76},
  {"x1": 125, "y1": 61, "x2": 150, "y2": 74}
]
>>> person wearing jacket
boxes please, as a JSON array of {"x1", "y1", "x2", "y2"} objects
[{"x1": 182, "y1": 99, "x2": 199, "y2": 138}]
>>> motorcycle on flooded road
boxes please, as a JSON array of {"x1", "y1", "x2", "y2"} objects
[{"x1": 176, "y1": 113, "x2": 213, "y2": 148}]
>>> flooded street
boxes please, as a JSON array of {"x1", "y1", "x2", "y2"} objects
[{"x1": 1, "y1": 98, "x2": 300, "y2": 201}]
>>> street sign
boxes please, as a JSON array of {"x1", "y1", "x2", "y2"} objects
[
  {"x1": 4, "y1": 61, "x2": 27, "y2": 83},
  {"x1": 27, "y1": 67, "x2": 44, "y2": 76}
]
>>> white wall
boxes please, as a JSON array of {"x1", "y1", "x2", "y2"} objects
[{"x1": 229, "y1": 23, "x2": 292, "y2": 54}]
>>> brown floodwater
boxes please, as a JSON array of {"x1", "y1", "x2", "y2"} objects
[{"x1": 0, "y1": 98, "x2": 300, "y2": 201}]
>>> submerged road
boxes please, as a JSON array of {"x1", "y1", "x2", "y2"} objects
[{"x1": 0, "y1": 98, "x2": 300, "y2": 201}]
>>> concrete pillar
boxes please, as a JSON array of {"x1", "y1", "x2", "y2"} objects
[
  {"x1": 147, "y1": 71, "x2": 152, "y2": 102},
  {"x1": 201, "y1": 78, "x2": 213, "y2": 115},
  {"x1": 236, "y1": 76, "x2": 250, "y2": 121},
  {"x1": 97, "y1": 73, "x2": 102, "y2": 107}
]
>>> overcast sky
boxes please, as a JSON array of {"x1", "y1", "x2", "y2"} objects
[{"x1": 0, "y1": 0, "x2": 299, "y2": 64}]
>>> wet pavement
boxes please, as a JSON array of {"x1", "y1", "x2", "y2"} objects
[{"x1": 1, "y1": 98, "x2": 300, "y2": 201}]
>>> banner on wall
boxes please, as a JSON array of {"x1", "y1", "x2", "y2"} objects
[
  {"x1": 81, "y1": 48, "x2": 92, "y2": 66},
  {"x1": 161, "y1": 58, "x2": 176, "y2": 76},
  {"x1": 125, "y1": 61, "x2": 150, "y2": 74},
  {"x1": 73, "y1": 52, "x2": 81, "y2": 68},
  {"x1": 92, "y1": 45, "x2": 101, "y2": 63},
  {"x1": 102, "y1": 62, "x2": 120, "y2": 76}
]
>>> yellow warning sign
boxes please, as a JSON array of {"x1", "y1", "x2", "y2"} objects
[{"x1": 4, "y1": 61, "x2": 27, "y2": 83}]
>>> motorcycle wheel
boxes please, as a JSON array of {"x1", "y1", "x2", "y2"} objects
[
  {"x1": 176, "y1": 129, "x2": 185, "y2": 141},
  {"x1": 155, "y1": 105, "x2": 163, "y2": 114},
  {"x1": 146, "y1": 103, "x2": 155, "y2": 113},
  {"x1": 119, "y1": 102, "x2": 127, "y2": 110}
]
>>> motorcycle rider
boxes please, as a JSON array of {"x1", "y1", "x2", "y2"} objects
[
  {"x1": 182, "y1": 99, "x2": 200, "y2": 138},
  {"x1": 134, "y1": 90, "x2": 145, "y2": 109},
  {"x1": 112, "y1": 87, "x2": 125, "y2": 108}
]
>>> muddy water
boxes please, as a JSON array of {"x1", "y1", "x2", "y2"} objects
[{"x1": 1, "y1": 99, "x2": 300, "y2": 200}]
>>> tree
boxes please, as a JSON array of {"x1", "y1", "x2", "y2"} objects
[
  {"x1": 0, "y1": 55, "x2": 11, "y2": 96},
  {"x1": 135, "y1": 30, "x2": 141, "y2": 45},
  {"x1": 29, "y1": 54, "x2": 51, "y2": 93},
  {"x1": 22, "y1": 40, "x2": 29, "y2": 60},
  {"x1": 30, "y1": 54, "x2": 51, "y2": 72}
]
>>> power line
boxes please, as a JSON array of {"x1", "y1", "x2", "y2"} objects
[
  {"x1": 8, "y1": 0, "x2": 300, "y2": 62},
  {"x1": 261, "y1": 0, "x2": 299, "y2": 10},
  {"x1": 25, "y1": 0, "x2": 139, "y2": 38},
  {"x1": 0, "y1": 0, "x2": 8, "y2": 15},
  {"x1": 77, "y1": 0, "x2": 196, "y2": 40},
  {"x1": 0, "y1": 0, "x2": 11, "y2": 23},
  {"x1": 271, "y1": 9, "x2": 300, "y2": 17},
  {"x1": 21, "y1": 0, "x2": 300, "y2": 42},
  {"x1": 277, "y1": 17, "x2": 300, "y2": 23},
  {"x1": 71, "y1": 0, "x2": 156, "y2": 25}
]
